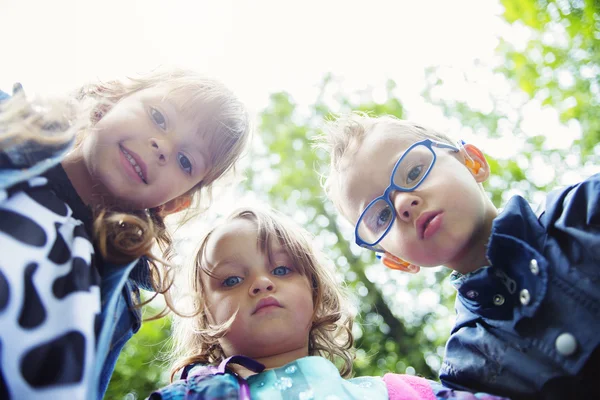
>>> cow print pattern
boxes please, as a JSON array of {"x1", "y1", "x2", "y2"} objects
[{"x1": 0, "y1": 177, "x2": 101, "y2": 399}]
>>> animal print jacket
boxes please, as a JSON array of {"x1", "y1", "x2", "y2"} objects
[{"x1": 0, "y1": 89, "x2": 151, "y2": 400}]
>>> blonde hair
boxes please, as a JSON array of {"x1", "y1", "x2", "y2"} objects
[
  {"x1": 0, "y1": 91, "x2": 80, "y2": 150},
  {"x1": 169, "y1": 207, "x2": 355, "y2": 379},
  {"x1": 0, "y1": 68, "x2": 251, "y2": 317},
  {"x1": 314, "y1": 112, "x2": 455, "y2": 213}
]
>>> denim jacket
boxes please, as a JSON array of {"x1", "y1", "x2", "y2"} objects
[
  {"x1": 0, "y1": 89, "x2": 151, "y2": 399},
  {"x1": 440, "y1": 174, "x2": 600, "y2": 398},
  {"x1": 96, "y1": 259, "x2": 152, "y2": 399}
]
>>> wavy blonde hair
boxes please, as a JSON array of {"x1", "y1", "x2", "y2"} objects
[
  {"x1": 0, "y1": 68, "x2": 251, "y2": 316},
  {"x1": 169, "y1": 207, "x2": 355, "y2": 379}
]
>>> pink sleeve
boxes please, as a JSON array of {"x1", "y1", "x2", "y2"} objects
[{"x1": 383, "y1": 373, "x2": 436, "y2": 400}]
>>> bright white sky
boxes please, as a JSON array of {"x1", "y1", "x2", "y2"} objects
[
  {"x1": 1, "y1": 0, "x2": 503, "y2": 121},
  {"x1": 4, "y1": 0, "x2": 597, "y2": 234}
]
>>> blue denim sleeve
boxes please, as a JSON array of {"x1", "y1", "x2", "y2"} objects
[
  {"x1": 0, "y1": 89, "x2": 75, "y2": 189},
  {"x1": 129, "y1": 257, "x2": 154, "y2": 291},
  {"x1": 428, "y1": 377, "x2": 511, "y2": 399},
  {"x1": 0, "y1": 89, "x2": 9, "y2": 102},
  {"x1": 0, "y1": 90, "x2": 13, "y2": 168},
  {"x1": 440, "y1": 320, "x2": 552, "y2": 397}
]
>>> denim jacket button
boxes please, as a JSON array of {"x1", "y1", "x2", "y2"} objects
[
  {"x1": 529, "y1": 259, "x2": 539, "y2": 275},
  {"x1": 493, "y1": 294, "x2": 505, "y2": 306},
  {"x1": 519, "y1": 289, "x2": 531, "y2": 305},
  {"x1": 555, "y1": 333, "x2": 577, "y2": 356}
]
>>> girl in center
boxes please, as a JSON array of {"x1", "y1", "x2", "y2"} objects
[{"x1": 149, "y1": 207, "x2": 510, "y2": 400}]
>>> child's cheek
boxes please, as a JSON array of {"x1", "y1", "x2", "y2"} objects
[
  {"x1": 206, "y1": 296, "x2": 229, "y2": 325},
  {"x1": 382, "y1": 231, "x2": 406, "y2": 258},
  {"x1": 215, "y1": 300, "x2": 238, "y2": 324}
]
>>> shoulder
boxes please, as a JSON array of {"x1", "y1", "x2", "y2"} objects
[
  {"x1": 538, "y1": 173, "x2": 600, "y2": 252},
  {"x1": 0, "y1": 89, "x2": 10, "y2": 102},
  {"x1": 0, "y1": 90, "x2": 76, "y2": 189},
  {"x1": 543, "y1": 173, "x2": 600, "y2": 222},
  {"x1": 492, "y1": 173, "x2": 600, "y2": 241},
  {"x1": 539, "y1": 173, "x2": 600, "y2": 262}
]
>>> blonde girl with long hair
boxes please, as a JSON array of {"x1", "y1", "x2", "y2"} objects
[{"x1": 0, "y1": 68, "x2": 250, "y2": 400}]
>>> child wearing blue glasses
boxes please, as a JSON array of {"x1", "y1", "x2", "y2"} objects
[{"x1": 315, "y1": 112, "x2": 600, "y2": 399}]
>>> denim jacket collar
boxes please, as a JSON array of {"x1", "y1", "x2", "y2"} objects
[{"x1": 452, "y1": 195, "x2": 549, "y2": 331}]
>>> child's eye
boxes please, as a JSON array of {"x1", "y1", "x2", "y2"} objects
[
  {"x1": 222, "y1": 276, "x2": 243, "y2": 287},
  {"x1": 376, "y1": 207, "x2": 393, "y2": 228},
  {"x1": 177, "y1": 153, "x2": 193, "y2": 175},
  {"x1": 150, "y1": 107, "x2": 167, "y2": 130},
  {"x1": 363, "y1": 200, "x2": 393, "y2": 234},
  {"x1": 406, "y1": 165, "x2": 425, "y2": 185},
  {"x1": 272, "y1": 266, "x2": 291, "y2": 276}
]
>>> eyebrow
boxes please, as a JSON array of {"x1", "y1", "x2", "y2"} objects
[
  {"x1": 209, "y1": 256, "x2": 243, "y2": 272},
  {"x1": 270, "y1": 248, "x2": 287, "y2": 256},
  {"x1": 267, "y1": 249, "x2": 294, "y2": 266},
  {"x1": 154, "y1": 97, "x2": 179, "y2": 120}
]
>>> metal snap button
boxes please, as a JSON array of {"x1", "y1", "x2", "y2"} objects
[
  {"x1": 519, "y1": 289, "x2": 531, "y2": 306},
  {"x1": 529, "y1": 259, "x2": 539, "y2": 275},
  {"x1": 555, "y1": 333, "x2": 577, "y2": 356},
  {"x1": 493, "y1": 294, "x2": 505, "y2": 306}
]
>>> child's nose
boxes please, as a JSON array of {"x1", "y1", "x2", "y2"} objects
[
  {"x1": 150, "y1": 138, "x2": 172, "y2": 164},
  {"x1": 392, "y1": 191, "x2": 421, "y2": 222},
  {"x1": 249, "y1": 275, "x2": 275, "y2": 295}
]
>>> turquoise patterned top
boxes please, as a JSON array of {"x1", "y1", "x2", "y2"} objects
[
  {"x1": 149, "y1": 354, "x2": 512, "y2": 400},
  {"x1": 149, "y1": 355, "x2": 387, "y2": 400},
  {"x1": 247, "y1": 356, "x2": 387, "y2": 399}
]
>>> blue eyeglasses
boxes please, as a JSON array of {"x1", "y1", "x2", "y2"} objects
[{"x1": 354, "y1": 139, "x2": 459, "y2": 252}]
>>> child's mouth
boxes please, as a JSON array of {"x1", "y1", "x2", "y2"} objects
[
  {"x1": 417, "y1": 211, "x2": 443, "y2": 240},
  {"x1": 120, "y1": 146, "x2": 148, "y2": 184}
]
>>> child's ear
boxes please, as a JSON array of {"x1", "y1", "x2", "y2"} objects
[
  {"x1": 157, "y1": 194, "x2": 192, "y2": 217},
  {"x1": 379, "y1": 252, "x2": 420, "y2": 274},
  {"x1": 463, "y1": 144, "x2": 489, "y2": 183}
]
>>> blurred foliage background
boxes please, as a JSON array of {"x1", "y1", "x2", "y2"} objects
[{"x1": 106, "y1": 0, "x2": 599, "y2": 398}]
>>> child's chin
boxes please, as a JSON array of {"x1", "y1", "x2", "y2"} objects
[{"x1": 413, "y1": 255, "x2": 446, "y2": 268}]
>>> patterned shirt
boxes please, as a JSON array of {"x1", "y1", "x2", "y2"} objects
[{"x1": 150, "y1": 355, "x2": 510, "y2": 400}]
